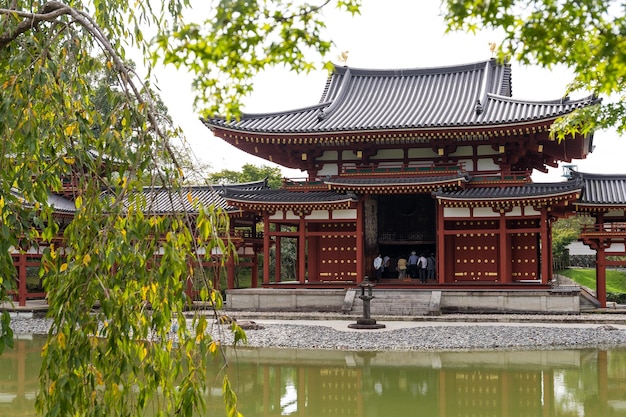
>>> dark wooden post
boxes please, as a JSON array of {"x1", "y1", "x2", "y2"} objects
[
  {"x1": 362, "y1": 197, "x2": 377, "y2": 284},
  {"x1": 436, "y1": 201, "x2": 445, "y2": 283}
]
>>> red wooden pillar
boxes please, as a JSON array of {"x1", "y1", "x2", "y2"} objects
[
  {"x1": 597, "y1": 243, "x2": 607, "y2": 308},
  {"x1": 596, "y1": 213, "x2": 607, "y2": 307},
  {"x1": 226, "y1": 253, "x2": 235, "y2": 289},
  {"x1": 298, "y1": 215, "x2": 306, "y2": 283},
  {"x1": 356, "y1": 201, "x2": 364, "y2": 283},
  {"x1": 436, "y1": 201, "x2": 445, "y2": 284},
  {"x1": 540, "y1": 209, "x2": 551, "y2": 284},
  {"x1": 18, "y1": 254, "x2": 27, "y2": 306},
  {"x1": 498, "y1": 211, "x2": 511, "y2": 283},
  {"x1": 185, "y1": 266, "x2": 194, "y2": 298},
  {"x1": 307, "y1": 224, "x2": 319, "y2": 282},
  {"x1": 263, "y1": 214, "x2": 270, "y2": 285}
]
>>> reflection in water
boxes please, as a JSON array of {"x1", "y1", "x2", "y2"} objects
[{"x1": 3, "y1": 336, "x2": 626, "y2": 416}]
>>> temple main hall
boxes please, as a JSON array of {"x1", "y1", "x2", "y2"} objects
[{"x1": 202, "y1": 58, "x2": 626, "y2": 309}]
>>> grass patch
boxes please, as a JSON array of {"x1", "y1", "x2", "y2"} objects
[{"x1": 557, "y1": 268, "x2": 626, "y2": 303}]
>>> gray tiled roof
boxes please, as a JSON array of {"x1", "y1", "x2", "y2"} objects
[
  {"x1": 122, "y1": 179, "x2": 269, "y2": 214},
  {"x1": 223, "y1": 188, "x2": 357, "y2": 204},
  {"x1": 48, "y1": 193, "x2": 77, "y2": 213},
  {"x1": 576, "y1": 172, "x2": 626, "y2": 205},
  {"x1": 123, "y1": 186, "x2": 229, "y2": 214},
  {"x1": 10, "y1": 189, "x2": 76, "y2": 214},
  {"x1": 434, "y1": 180, "x2": 582, "y2": 201},
  {"x1": 203, "y1": 59, "x2": 597, "y2": 134}
]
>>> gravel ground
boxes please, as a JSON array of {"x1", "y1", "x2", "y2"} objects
[
  {"x1": 9, "y1": 313, "x2": 626, "y2": 352},
  {"x1": 222, "y1": 323, "x2": 626, "y2": 351}
]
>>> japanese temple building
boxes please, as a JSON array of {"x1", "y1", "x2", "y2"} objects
[
  {"x1": 7, "y1": 59, "x2": 626, "y2": 312},
  {"x1": 202, "y1": 58, "x2": 626, "y2": 310}
]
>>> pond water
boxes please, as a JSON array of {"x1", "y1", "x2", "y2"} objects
[{"x1": 3, "y1": 335, "x2": 626, "y2": 416}]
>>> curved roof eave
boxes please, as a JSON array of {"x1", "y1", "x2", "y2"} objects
[
  {"x1": 435, "y1": 190, "x2": 581, "y2": 202},
  {"x1": 434, "y1": 182, "x2": 583, "y2": 202},
  {"x1": 575, "y1": 203, "x2": 626, "y2": 210},
  {"x1": 206, "y1": 117, "x2": 566, "y2": 138},
  {"x1": 224, "y1": 197, "x2": 357, "y2": 206}
]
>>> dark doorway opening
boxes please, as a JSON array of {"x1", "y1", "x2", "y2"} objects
[{"x1": 377, "y1": 193, "x2": 436, "y2": 259}]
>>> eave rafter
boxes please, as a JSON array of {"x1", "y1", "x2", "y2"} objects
[
  {"x1": 224, "y1": 199, "x2": 357, "y2": 213},
  {"x1": 575, "y1": 204, "x2": 626, "y2": 213},
  {"x1": 212, "y1": 121, "x2": 555, "y2": 148},
  {"x1": 436, "y1": 191, "x2": 581, "y2": 210}
]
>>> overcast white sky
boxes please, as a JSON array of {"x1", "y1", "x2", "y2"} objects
[{"x1": 152, "y1": 0, "x2": 626, "y2": 182}]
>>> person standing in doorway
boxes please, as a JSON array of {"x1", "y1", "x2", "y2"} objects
[
  {"x1": 397, "y1": 255, "x2": 408, "y2": 280},
  {"x1": 418, "y1": 253, "x2": 428, "y2": 283},
  {"x1": 407, "y1": 250, "x2": 419, "y2": 279},
  {"x1": 383, "y1": 255, "x2": 390, "y2": 278},
  {"x1": 427, "y1": 252, "x2": 436, "y2": 281},
  {"x1": 373, "y1": 254, "x2": 383, "y2": 282}
]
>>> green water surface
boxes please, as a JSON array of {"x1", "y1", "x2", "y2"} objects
[{"x1": 2, "y1": 335, "x2": 625, "y2": 416}]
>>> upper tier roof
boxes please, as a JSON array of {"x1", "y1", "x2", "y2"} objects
[
  {"x1": 203, "y1": 59, "x2": 598, "y2": 134},
  {"x1": 574, "y1": 172, "x2": 626, "y2": 206},
  {"x1": 118, "y1": 179, "x2": 269, "y2": 215}
]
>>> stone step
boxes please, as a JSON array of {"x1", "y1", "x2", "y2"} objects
[{"x1": 349, "y1": 290, "x2": 439, "y2": 316}]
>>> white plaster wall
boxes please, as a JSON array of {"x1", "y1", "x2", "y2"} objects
[
  {"x1": 477, "y1": 158, "x2": 500, "y2": 171},
  {"x1": 606, "y1": 209, "x2": 626, "y2": 218},
  {"x1": 476, "y1": 145, "x2": 497, "y2": 156},
  {"x1": 318, "y1": 150, "x2": 338, "y2": 161},
  {"x1": 269, "y1": 210, "x2": 285, "y2": 220},
  {"x1": 375, "y1": 149, "x2": 404, "y2": 159},
  {"x1": 473, "y1": 207, "x2": 498, "y2": 218},
  {"x1": 407, "y1": 148, "x2": 437, "y2": 159},
  {"x1": 317, "y1": 164, "x2": 339, "y2": 176},
  {"x1": 449, "y1": 145, "x2": 473, "y2": 157},
  {"x1": 11, "y1": 246, "x2": 47, "y2": 255},
  {"x1": 341, "y1": 150, "x2": 360, "y2": 161},
  {"x1": 525, "y1": 206, "x2": 541, "y2": 215},
  {"x1": 237, "y1": 247, "x2": 256, "y2": 256},
  {"x1": 505, "y1": 207, "x2": 522, "y2": 217},
  {"x1": 307, "y1": 210, "x2": 330, "y2": 220},
  {"x1": 607, "y1": 243, "x2": 626, "y2": 253},
  {"x1": 332, "y1": 209, "x2": 357, "y2": 220},
  {"x1": 444, "y1": 207, "x2": 471, "y2": 218}
]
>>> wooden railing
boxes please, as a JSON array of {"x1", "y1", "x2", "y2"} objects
[
  {"x1": 470, "y1": 170, "x2": 531, "y2": 184},
  {"x1": 340, "y1": 162, "x2": 463, "y2": 176},
  {"x1": 581, "y1": 223, "x2": 626, "y2": 235}
]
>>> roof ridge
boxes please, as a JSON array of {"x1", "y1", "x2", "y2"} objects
[
  {"x1": 486, "y1": 92, "x2": 599, "y2": 105},
  {"x1": 235, "y1": 102, "x2": 329, "y2": 119},
  {"x1": 331, "y1": 59, "x2": 496, "y2": 76},
  {"x1": 317, "y1": 68, "x2": 352, "y2": 122}
]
